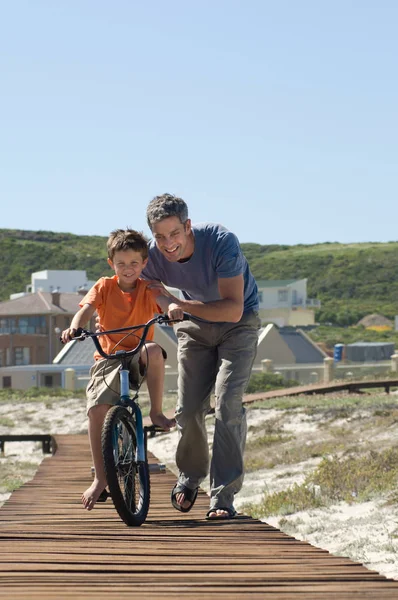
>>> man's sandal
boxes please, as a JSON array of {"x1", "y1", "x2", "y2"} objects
[
  {"x1": 171, "y1": 482, "x2": 199, "y2": 513},
  {"x1": 206, "y1": 507, "x2": 237, "y2": 520}
]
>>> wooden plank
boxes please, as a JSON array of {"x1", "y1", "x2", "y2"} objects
[{"x1": 1, "y1": 434, "x2": 398, "y2": 599}]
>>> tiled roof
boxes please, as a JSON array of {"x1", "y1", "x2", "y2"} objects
[
  {"x1": 54, "y1": 338, "x2": 95, "y2": 366},
  {"x1": 55, "y1": 324, "x2": 178, "y2": 366},
  {"x1": 278, "y1": 327, "x2": 324, "y2": 364},
  {"x1": 0, "y1": 292, "x2": 83, "y2": 316},
  {"x1": 157, "y1": 324, "x2": 177, "y2": 343}
]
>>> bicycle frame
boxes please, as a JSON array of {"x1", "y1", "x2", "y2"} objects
[
  {"x1": 66, "y1": 312, "x2": 189, "y2": 526},
  {"x1": 118, "y1": 359, "x2": 146, "y2": 464},
  {"x1": 73, "y1": 313, "x2": 189, "y2": 461}
]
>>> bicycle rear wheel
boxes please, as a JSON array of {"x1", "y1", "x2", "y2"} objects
[{"x1": 102, "y1": 405, "x2": 150, "y2": 526}]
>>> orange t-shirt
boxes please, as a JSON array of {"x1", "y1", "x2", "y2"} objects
[{"x1": 79, "y1": 276, "x2": 160, "y2": 360}]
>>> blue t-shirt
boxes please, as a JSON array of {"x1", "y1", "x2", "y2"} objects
[{"x1": 142, "y1": 223, "x2": 258, "y2": 316}]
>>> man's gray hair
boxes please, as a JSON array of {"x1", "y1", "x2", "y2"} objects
[{"x1": 146, "y1": 193, "x2": 189, "y2": 230}]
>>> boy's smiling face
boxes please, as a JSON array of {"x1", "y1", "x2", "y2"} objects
[{"x1": 108, "y1": 249, "x2": 148, "y2": 291}]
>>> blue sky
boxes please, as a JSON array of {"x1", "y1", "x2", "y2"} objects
[{"x1": 1, "y1": 1, "x2": 397, "y2": 245}]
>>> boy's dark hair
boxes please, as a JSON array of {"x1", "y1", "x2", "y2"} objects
[
  {"x1": 107, "y1": 229, "x2": 149, "y2": 261},
  {"x1": 146, "y1": 193, "x2": 189, "y2": 230}
]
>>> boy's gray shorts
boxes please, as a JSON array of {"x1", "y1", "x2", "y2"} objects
[
  {"x1": 85, "y1": 344, "x2": 168, "y2": 414},
  {"x1": 86, "y1": 355, "x2": 142, "y2": 414}
]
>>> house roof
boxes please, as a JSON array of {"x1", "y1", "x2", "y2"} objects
[
  {"x1": 54, "y1": 338, "x2": 95, "y2": 366},
  {"x1": 157, "y1": 324, "x2": 178, "y2": 343},
  {"x1": 356, "y1": 313, "x2": 393, "y2": 327},
  {"x1": 256, "y1": 279, "x2": 304, "y2": 288},
  {"x1": 54, "y1": 324, "x2": 178, "y2": 367},
  {"x1": 0, "y1": 291, "x2": 83, "y2": 316},
  {"x1": 278, "y1": 327, "x2": 325, "y2": 363}
]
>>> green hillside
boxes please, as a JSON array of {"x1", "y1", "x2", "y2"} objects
[
  {"x1": 243, "y1": 241, "x2": 398, "y2": 324},
  {"x1": 0, "y1": 229, "x2": 111, "y2": 301},
  {"x1": 2, "y1": 229, "x2": 398, "y2": 325}
]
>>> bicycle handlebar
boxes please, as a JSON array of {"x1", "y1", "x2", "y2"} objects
[{"x1": 66, "y1": 313, "x2": 190, "y2": 361}]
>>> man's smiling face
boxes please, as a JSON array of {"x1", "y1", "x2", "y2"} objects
[{"x1": 151, "y1": 216, "x2": 194, "y2": 262}]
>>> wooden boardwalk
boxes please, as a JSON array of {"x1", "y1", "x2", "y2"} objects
[
  {"x1": 1, "y1": 434, "x2": 398, "y2": 599},
  {"x1": 243, "y1": 377, "x2": 398, "y2": 405}
]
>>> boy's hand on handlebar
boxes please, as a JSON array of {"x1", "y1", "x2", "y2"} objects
[{"x1": 61, "y1": 327, "x2": 79, "y2": 344}]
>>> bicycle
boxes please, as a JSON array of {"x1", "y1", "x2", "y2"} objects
[{"x1": 73, "y1": 313, "x2": 188, "y2": 526}]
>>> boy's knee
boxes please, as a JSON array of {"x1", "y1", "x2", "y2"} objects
[
  {"x1": 88, "y1": 403, "x2": 110, "y2": 421},
  {"x1": 144, "y1": 344, "x2": 166, "y2": 364}
]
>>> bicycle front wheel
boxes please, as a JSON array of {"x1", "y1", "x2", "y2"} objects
[{"x1": 102, "y1": 405, "x2": 150, "y2": 526}]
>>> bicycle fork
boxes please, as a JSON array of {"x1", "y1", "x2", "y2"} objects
[{"x1": 119, "y1": 366, "x2": 146, "y2": 464}]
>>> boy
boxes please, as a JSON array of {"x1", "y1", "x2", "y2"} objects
[{"x1": 61, "y1": 229, "x2": 179, "y2": 510}]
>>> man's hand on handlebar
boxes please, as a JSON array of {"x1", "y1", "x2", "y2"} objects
[{"x1": 167, "y1": 303, "x2": 184, "y2": 322}]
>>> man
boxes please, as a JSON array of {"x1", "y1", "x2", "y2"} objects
[{"x1": 144, "y1": 193, "x2": 260, "y2": 519}]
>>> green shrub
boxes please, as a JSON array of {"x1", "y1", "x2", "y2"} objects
[{"x1": 246, "y1": 372, "x2": 298, "y2": 393}]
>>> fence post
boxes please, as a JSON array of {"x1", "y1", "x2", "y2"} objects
[
  {"x1": 391, "y1": 354, "x2": 398, "y2": 373},
  {"x1": 64, "y1": 368, "x2": 75, "y2": 391},
  {"x1": 323, "y1": 357, "x2": 334, "y2": 383},
  {"x1": 261, "y1": 359, "x2": 273, "y2": 373}
]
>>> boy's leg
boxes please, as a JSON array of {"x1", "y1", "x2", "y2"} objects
[
  {"x1": 82, "y1": 403, "x2": 111, "y2": 510},
  {"x1": 139, "y1": 342, "x2": 175, "y2": 430},
  {"x1": 173, "y1": 319, "x2": 217, "y2": 509},
  {"x1": 208, "y1": 311, "x2": 260, "y2": 517},
  {"x1": 83, "y1": 358, "x2": 120, "y2": 510}
]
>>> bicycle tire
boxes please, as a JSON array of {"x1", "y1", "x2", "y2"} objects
[{"x1": 102, "y1": 405, "x2": 150, "y2": 526}]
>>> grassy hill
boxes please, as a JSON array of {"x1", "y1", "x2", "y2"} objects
[
  {"x1": 2, "y1": 229, "x2": 398, "y2": 326},
  {"x1": 243, "y1": 241, "x2": 398, "y2": 324},
  {"x1": 0, "y1": 229, "x2": 111, "y2": 301}
]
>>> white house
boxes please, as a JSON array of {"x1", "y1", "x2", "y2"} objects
[
  {"x1": 10, "y1": 270, "x2": 96, "y2": 300},
  {"x1": 256, "y1": 279, "x2": 321, "y2": 327}
]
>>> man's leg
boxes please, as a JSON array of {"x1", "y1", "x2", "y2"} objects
[
  {"x1": 173, "y1": 320, "x2": 217, "y2": 509},
  {"x1": 208, "y1": 311, "x2": 260, "y2": 516}
]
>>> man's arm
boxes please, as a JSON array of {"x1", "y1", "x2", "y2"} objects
[
  {"x1": 61, "y1": 303, "x2": 96, "y2": 343},
  {"x1": 150, "y1": 274, "x2": 244, "y2": 323}
]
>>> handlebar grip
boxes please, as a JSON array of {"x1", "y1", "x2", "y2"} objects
[
  {"x1": 59, "y1": 327, "x2": 86, "y2": 344},
  {"x1": 161, "y1": 312, "x2": 190, "y2": 324}
]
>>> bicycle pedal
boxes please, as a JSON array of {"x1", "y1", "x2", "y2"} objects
[
  {"x1": 145, "y1": 424, "x2": 169, "y2": 438},
  {"x1": 97, "y1": 489, "x2": 110, "y2": 502},
  {"x1": 149, "y1": 463, "x2": 166, "y2": 473}
]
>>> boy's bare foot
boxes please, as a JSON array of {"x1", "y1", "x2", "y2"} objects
[
  {"x1": 150, "y1": 410, "x2": 176, "y2": 431},
  {"x1": 81, "y1": 479, "x2": 106, "y2": 510}
]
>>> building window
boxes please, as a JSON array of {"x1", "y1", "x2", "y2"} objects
[
  {"x1": 3, "y1": 376, "x2": 11, "y2": 389},
  {"x1": 14, "y1": 347, "x2": 31, "y2": 366},
  {"x1": 278, "y1": 290, "x2": 288, "y2": 303},
  {"x1": 0, "y1": 318, "x2": 16, "y2": 334},
  {"x1": 17, "y1": 316, "x2": 47, "y2": 334}
]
